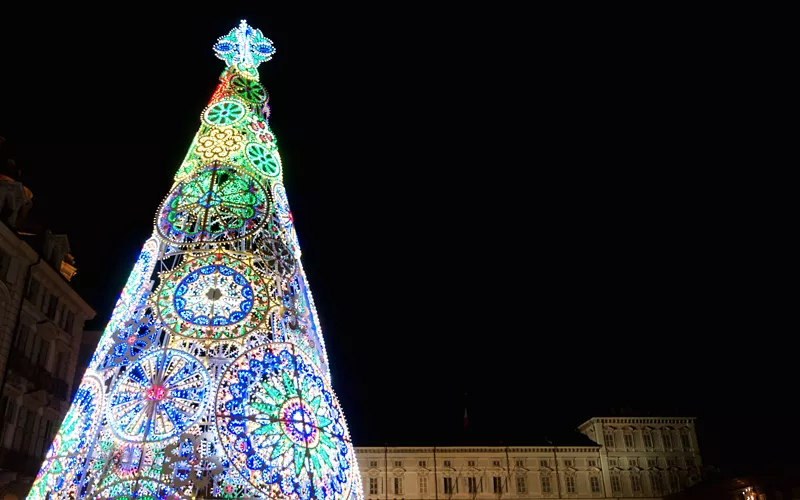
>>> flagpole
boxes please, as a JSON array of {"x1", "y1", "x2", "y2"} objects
[
  {"x1": 434, "y1": 446, "x2": 439, "y2": 500},
  {"x1": 504, "y1": 446, "x2": 512, "y2": 496},
  {"x1": 385, "y1": 445, "x2": 389, "y2": 500}
]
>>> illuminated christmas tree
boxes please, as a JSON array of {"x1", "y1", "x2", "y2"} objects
[{"x1": 31, "y1": 20, "x2": 362, "y2": 500}]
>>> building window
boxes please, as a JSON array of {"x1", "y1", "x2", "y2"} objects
[
  {"x1": 611, "y1": 475, "x2": 622, "y2": 492},
  {"x1": 10, "y1": 404, "x2": 23, "y2": 451},
  {"x1": 468, "y1": 460, "x2": 475, "y2": 467},
  {"x1": 56, "y1": 351, "x2": 68, "y2": 380},
  {"x1": 369, "y1": 460, "x2": 378, "y2": 468},
  {"x1": 37, "y1": 340, "x2": 50, "y2": 370},
  {"x1": 604, "y1": 432, "x2": 615, "y2": 448},
  {"x1": 670, "y1": 473, "x2": 680, "y2": 492},
  {"x1": 650, "y1": 472, "x2": 663, "y2": 492},
  {"x1": 566, "y1": 475, "x2": 576, "y2": 493},
  {"x1": 492, "y1": 460, "x2": 501, "y2": 467},
  {"x1": 369, "y1": 478, "x2": 378, "y2": 495},
  {"x1": 662, "y1": 431, "x2": 673, "y2": 449},
  {"x1": 624, "y1": 433, "x2": 634, "y2": 449},
  {"x1": 444, "y1": 460, "x2": 451, "y2": 467},
  {"x1": 394, "y1": 461, "x2": 402, "y2": 468},
  {"x1": 3, "y1": 398, "x2": 16, "y2": 424},
  {"x1": 40, "y1": 419, "x2": 53, "y2": 458},
  {"x1": 515, "y1": 459, "x2": 524, "y2": 468},
  {"x1": 666, "y1": 457, "x2": 676, "y2": 467},
  {"x1": 0, "y1": 248, "x2": 11, "y2": 280},
  {"x1": 35, "y1": 418, "x2": 49, "y2": 458},
  {"x1": 684, "y1": 457, "x2": 694, "y2": 467},
  {"x1": 26, "y1": 278, "x2": 40, "y2": 303},
  {"x1": 493, "y1": 477, "x2": 502, "y2": 494},
  {"x1": 15, "y1": 324, "x2": 31, "y2": 353},
  {"x1": 419, "y1": 460, "x2": 427, "y2": 468},
  {"x1": 515, "y1": 476, "x2": 526, "y2": 494},
  {"x1": 541, "y1": 475, "x2": 552, "y2": 493},
  {"x1": 58, "y1": 305, "x2": 67, "y2": 329},
  {"x1": 539, "y1": 459, "x2": 548, "y2": 468},
  {"x1": 647, "y1": 459, "x2": 657, "y2": 468},
  {"x1": 587, "y1": 459, "x2": 597, "y2": 467},
  {"x1": 609, "y1": 459, "x2": 618, "y2": 467},
  {"x1": 564, "y1": 459, "x2": 572, "y2": 468},
  {"x1": 394, "y1": 477, "x2": 403, "y2": 494},
  {"x1": 21, "y1": 409, "x2": 36, "y2": 454},
  {"x1": 467, "y1": 477, "x2": 477, "y2": 493},
  {"x1": 590, "y1": 476, "x2": 601, "y2": 493},
  {"x1": 443, "y1": 478, "x2": 454, "y2": 495},
  {"x1": 631, "y1": 474, "x2": 642, "y2": 492},
  {"x1": 419, "y1": 476, "x2": 428, "y2": 495},
  {"x1": 46, "y1": 294, "x2": 58, "y2": 319},
  {"x1": 681, "y1": 433, "x2": 692, "y2": 450},
  {"x1": 628, "y1": 458, "x2": 637, "y2": 468},
  {"x1": 644, "y1": 433, "x2": 653, "y2": 448},
  {"x1": 65, "y1": 310, "x2": 75, "y2": 333}
]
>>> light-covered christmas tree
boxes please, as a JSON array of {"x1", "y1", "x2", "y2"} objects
[{"x1": 31, "y1": 20, "x2": 362, "y2": 500}]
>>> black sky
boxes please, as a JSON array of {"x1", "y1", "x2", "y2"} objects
[{"x1": 0, "y1": 5, "x2": 789, "y2": 475}]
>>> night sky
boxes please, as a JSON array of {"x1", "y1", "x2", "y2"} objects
[{"x1": 0, "y1": 6, "x2": 788, "y2": 475}]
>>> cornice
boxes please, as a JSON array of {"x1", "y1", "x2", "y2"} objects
[
  {"x1": 578, "y1": 417, "x2": 696, "y2": 431},
  {"x1": 355, "y1": 446, "x2": 600, "y2": 454}
]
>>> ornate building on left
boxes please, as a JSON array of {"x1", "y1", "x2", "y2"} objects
[{"x1": 0, "y1": 137, "x2": 96, "y2": 499}]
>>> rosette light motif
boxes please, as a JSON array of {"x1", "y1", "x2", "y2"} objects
[{"x1": 31, "y1": 20, "x2": 361, "y2": 500}]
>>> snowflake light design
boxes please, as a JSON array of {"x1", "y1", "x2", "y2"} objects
[
  {"x1": 156, "y1": 253, "x2": 277, "y2": 340},
  {"x1": 107, "y1": 349, "x2": 209, "y2": 442}
]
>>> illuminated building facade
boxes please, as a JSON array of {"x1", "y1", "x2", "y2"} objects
[
  {"x1": 0, "y1": 141, "x2": 96, "y2": 498},
  {"x1": 357, "y1": 417, "x2": 702, "y2": 500},
  {"x1": 28, "y1": 21, "x2": 362, "y2": 500}
]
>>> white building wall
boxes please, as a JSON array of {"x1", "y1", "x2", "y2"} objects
[{"x1": 356, "y1": 417, "x2": 702, "y2": 500}]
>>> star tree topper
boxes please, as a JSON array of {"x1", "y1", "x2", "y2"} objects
[{"x1": 213, "y1": 20, "x2": 276, "y2": 69}]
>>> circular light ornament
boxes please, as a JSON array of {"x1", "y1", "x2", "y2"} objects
[
  {"x1": 252, "y1": 233, "x2": 297, "y2": 280},
  {"x1": 157, "y1": 253, "x2": 276, "y2": 340},
  {"x1": 231, "y1": 75, "x2": 268, "y2": 103},
  {"x1": 215, "y1": 343, "x2": 357, "y2": 500},
  {"x1": 203, "y1": 98, "x2": 247, "y2": 127},
  {"x1": 107, "y1": 349, "x2": 209, "y2": 443},
  {"x1": 245, "y1": 142, "x2": 282, "y2": 178},
  {"x1": 156, "y1": 164, "x2": 269, "y2": 246},
  {"x1": 174, "y1": 264, "x2": 253, "y2": 326}
]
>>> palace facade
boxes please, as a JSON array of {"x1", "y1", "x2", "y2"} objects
[{"x1": 356, "y1": 417, "x2": 701, "y2": 500}]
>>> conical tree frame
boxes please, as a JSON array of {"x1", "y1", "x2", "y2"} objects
[{"x1": 30, "y1": 20, "x2": 363, "y2": 500}]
